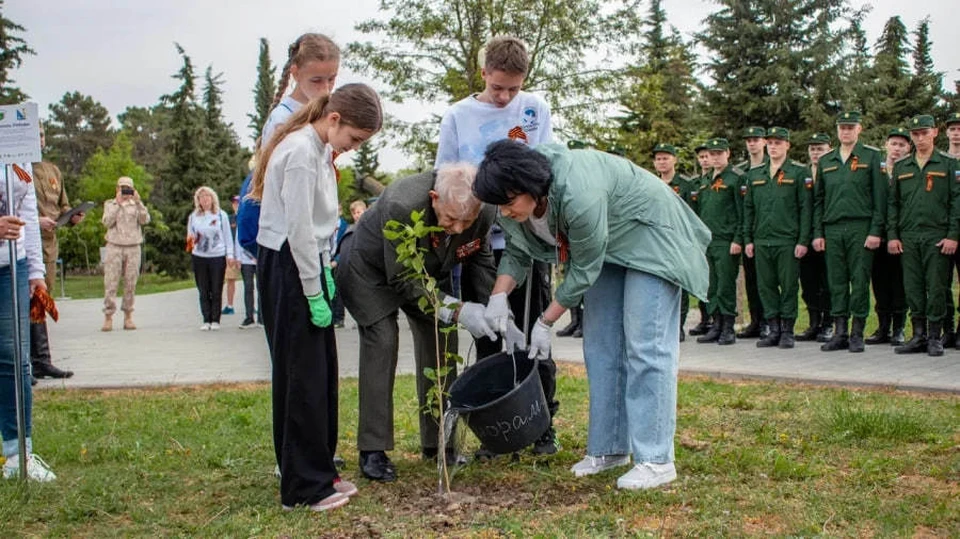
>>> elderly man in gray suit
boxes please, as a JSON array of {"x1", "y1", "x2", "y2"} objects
[{"x1": 338, "y1": 163, "x2": 522, "y2": 482}]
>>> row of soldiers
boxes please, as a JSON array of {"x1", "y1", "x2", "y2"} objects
[{"x1": 653, "y1": 111, "x2": 960, "y2": 357}]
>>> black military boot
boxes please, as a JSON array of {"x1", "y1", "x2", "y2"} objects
[
  {"x1": 795, "y1": 310, "x2": 821, "y2": 341},
  {"x1": 697, "y1": 318, "x2": 721, "y2": 343},
  {"x1": 779, "y1": 318, "x2": 796, "y2": 349},
  {"x1": 717, "y1": 315, "x2": 737, "y2": 345},
  {"x1": 30, "y1": 322, "x2": 74, "y2": 379},
  {"x1": 927, "y1": 321, "x2": 944, "y2": 357},
  {"x1": 865, "y1": 313, "x2": 891, "y2": 345},
  {"x1": 736, "y1": 312, "x2": 762, "y2": 339},
  {"x1": 756, "y1": 317, "x2": 781, "y2": 348},
  {"x1": 894, "y1": 317, "x2": 927, "y2": 354},
  {"x1": 890, "y1": 312, "x2": 907, "y2": 346},
  {"x1": 556, "y1": 306, "x2": 581, "y2": 337},
  {"x1": 940, "y1": 315, "x2": 956, "y2": 348},
  {"x1": 689, "y1": 304, "x2": 712, "y2": 336},
  {"x1": 820, "y1": 317, "x2": 849, "y2": 351},
  {"x1": 816, "y1": 311, "x2": 834, "y2": 342},
  {"x1": 849, "y1": 317, "x2": 867, "y2": 353}
]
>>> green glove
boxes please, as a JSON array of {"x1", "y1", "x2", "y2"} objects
[
  {"x1": 306, "y1": 293, "x2": 332, "y2": 328},
  {"x1": 324, "y1": 266, "x2": 336, "y2": 299}
]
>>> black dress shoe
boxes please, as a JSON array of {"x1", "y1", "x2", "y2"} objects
[
  {"x1": 359, "y1": 451, "x2": 396, "y2": 482},
  {"x1": 32, "y1": 362, "x2": 74, "y2": 379}
]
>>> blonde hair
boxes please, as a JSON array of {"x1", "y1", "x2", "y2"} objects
[
  {"x1": 274, "y1": 33, "x2": 340, "y2": 109},
  {"x1": 250, "y1": 83, "x2": 383, "y2": 201},
  {"x1": 193, "y1": 186, "x2": 221, "y2": 215},
  {"x1": 349, "y1": 200, "x2": 367, "y2": 212}
]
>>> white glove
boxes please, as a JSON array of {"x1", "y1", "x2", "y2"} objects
[
  {"x1": 504, "y1": 319, "x2": 527, "y2": 353},
  {"x1": 458, "y1": 302, "x2": 497, "y2": 340},
  {"x1": 484, "y1": 292, "x2": 510, "y2": 334},
  {"x1": 528, "y1": 317, "x2": 552, "y2": 360}
]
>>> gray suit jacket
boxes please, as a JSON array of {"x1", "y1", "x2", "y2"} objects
[{"x1": 338, "y1": 171, "x2": 497, "y2": 326}]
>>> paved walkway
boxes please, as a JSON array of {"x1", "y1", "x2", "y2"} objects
[{"x1": 37, "y1": 288, "x2": 960, "y2": 393}]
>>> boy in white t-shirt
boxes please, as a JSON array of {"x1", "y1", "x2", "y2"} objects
[{"x1": 435, "y1": 36, "x2": 559, "y2": 457}]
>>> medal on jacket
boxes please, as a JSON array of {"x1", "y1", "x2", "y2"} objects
[
  {"x1": 849, "y1": 155, "x2": 859, "y2": 172},
  {"x1": 556, "y1": 231, "x2": 569, "y2": 264},
  {"x1": 430, "y1": 233, "x2": 441, "y2": 249},
  {"x1": 456, "y1": 239, "x2": 481, "y2": 261}
]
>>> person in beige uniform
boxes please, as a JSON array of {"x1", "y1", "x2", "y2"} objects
[
  {"x1": 101, "y1": 177, "x2": 150, "y2": 331},
  {"x1": 31, "y1": 127, "x2": 84, "y2": 379}
]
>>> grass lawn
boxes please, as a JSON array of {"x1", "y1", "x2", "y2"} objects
[
  {"x1": 2, "y1": 364, "x2": 957, "y2": 537},
  {"x1": 57, "y1": 273, "x2": 195, "y2": 300}
]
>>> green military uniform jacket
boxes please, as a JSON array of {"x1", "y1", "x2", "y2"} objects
[
  {"x1": 813, "y1": 141, "x2": 886, "y2": 239},
  {"x1": 743, "y1": 159, "x2": 813, "y2": 247},
  {"x1": 887, "y1": 150, "x2": 960, "y2": 241},
  {"x1": 694, "y1": 164, "x2": 744, "y2": 245},
  {"x1": 664, "y1": 173, "x2": 697, "y2": 210},
  {"x1": 497, "y1": 144, "x2": 712, "y2": 305}
]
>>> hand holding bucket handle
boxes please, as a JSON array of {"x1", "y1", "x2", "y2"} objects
[
  {"x1": 529, "y1": 316, "x2": 552, "y2": 360},
  {"x1": 503, "y1": 318, "x2": 526, "y2": 352}
]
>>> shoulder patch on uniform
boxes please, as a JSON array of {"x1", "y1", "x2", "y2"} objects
[
  {"x1": 936, "y1": 149, "x2": 953, "y2": 159},
  {"x1": 862, "y1": 144, "x2": 880, "y2": 152},
  {"x1": 894, "y1": 154, "x2": 911, "y2": 163},
  {"x1": 791, "y1": 160, "x2": 806, "y2": 167}
]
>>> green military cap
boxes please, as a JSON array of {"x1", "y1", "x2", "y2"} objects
[
  {"x1": 943, "y1": 112, "x2": 960, "y2": 126},
  {"x1": 706, "y1": 137, "x2": 729, "y2": 150},
  {"x1": 765, "y1": 126, "x2": 790, "y2": 141},
  {"x1": 694, "y1": 143, "x2": 708, "y2": 153},
  {"x1": 887, "y1": 126, "x2": 910, "y2": 140},
  {"x1": 652, "y1": 143, "x2": 676, "y2": 156},
  {"x1": 807, "y1": 133, "x2": 831, "y2": 145},
  {"x1": 741, "y1": 126, "x2": 766, "y2": 138},
  {"x1": 836, "y1": 111, "x2": 862, "y2": 124},
  {"x1": 908, "y1": 114, "x2": 936, "y2": 130},
  {"x1": 606, "y1": 145, "x2": 627, "y2": 156},
  {"x1": 567, "y1": 140, "x2": 587, "y2": 149}
]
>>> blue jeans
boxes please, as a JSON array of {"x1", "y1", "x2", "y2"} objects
[
  {"x1": 582, "y1": 263, "x2": 679, "y2": 464},
  {"x1": 0, "y1": 259, "x2": 32, "y2": 458}
]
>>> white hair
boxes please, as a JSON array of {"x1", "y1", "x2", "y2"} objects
[{"x1": 435, "y1": 162, "x2": 481, "y2": 218}]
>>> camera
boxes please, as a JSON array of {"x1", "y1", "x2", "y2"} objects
[{"x1": 120, "y1": 186, "x2": 135, "y2": 196}]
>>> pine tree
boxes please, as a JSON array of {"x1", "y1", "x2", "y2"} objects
[
  {"x1": 0, "y1": 1, "x2": 34, "y2": 104},
  {"x1": 247, "y1": 38, "x2": 276, "y2": 144},
  {"x1": 838, "y1": 7, "x2": 872, "y2": 116},
  {"x1": 864, "y1": 16, "x2": 914, "y2": 141},
  {"x1": 203, "y1": 66, "x2": 249, "y2": 199},
  {"x1": 908, "y1": 17, "x2": 943, "y2": 116}
]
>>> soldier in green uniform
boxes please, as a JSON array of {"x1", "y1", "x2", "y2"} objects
[
  {"x1": 942, "y1": 113, "x2": 960, "y2": 348},
  {"x1": 653, "y1": 143, "x2": 696, "y2": 341},
  {"x1": 687, "y1": 143, "x2": 714, "y2": 337},
  {"x1": 866, "y1": 127, "x2": 911, "y2": 346},
  {"x1": 695, "y1": 138, "x2": 742, "y2": 345},
  {"x1": 742, "y1": 128, "x2": 812, "y2": 348},
  {"x1": 813, "y1": 111, "x2": 886, "y2": 353},
  {"x1": 735, "y1": 126, "x2": 769, "y2": 339},
  {"x1": 797, "y1": 133, "x2": 834, "y2": 343},
  {"x1": 887, "y1": 115, "x2": 960, "y2": 356}
]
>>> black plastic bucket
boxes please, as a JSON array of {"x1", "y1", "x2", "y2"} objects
[{"x1": 448, "y1": 351, "x2": 549, "y2": 454}]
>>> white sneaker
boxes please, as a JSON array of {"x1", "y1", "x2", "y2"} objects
[
  {"x1": 2, "y1": 453, "x2": 57, "y2": 482},
  {"x1": 199, "y1": 323, "x2": 211, "y2": 331},
  {"x1": 210, "y1": 322, "x2": 221, "y2": 331},
  {"x1": 616, "y1": 461, "x2": 677, "y2": 490},
  {"x1": 282, "y1": 492, "x2": 349, "y2": 512},
  {"x1": 570, "y1": 454, "x2": 631, "y2": 477}
]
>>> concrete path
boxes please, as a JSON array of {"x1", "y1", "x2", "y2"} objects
[{"x1": 38, "y1": 288, "x2": 960, "y2": 393}]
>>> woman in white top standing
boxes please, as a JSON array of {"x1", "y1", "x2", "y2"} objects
[
  {"x1": 250, "y1": 84, "x2": 382, "y2": 512},
  {"x1": 186, "y1": 186, "x2": 235, "y2": 330}
]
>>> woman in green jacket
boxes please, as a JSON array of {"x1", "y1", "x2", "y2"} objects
[{"x1": 474, "y1": 140, "x2": 710, "y2": 490}]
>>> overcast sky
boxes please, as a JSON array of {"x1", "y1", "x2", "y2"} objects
[{"x1": 8, "y1": 0, "x2": 958, "y2": 172}]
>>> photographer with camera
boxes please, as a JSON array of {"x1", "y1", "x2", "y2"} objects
[{"x1": 101, "y1": 177, "x2": 150, "y2": 331}]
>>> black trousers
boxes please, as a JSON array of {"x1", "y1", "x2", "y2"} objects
[
  {"x1": 493, "y1": 250, "x2": 559, "y2": 421},
  {"x1": 240, "y1": 264, "x2": 258, "y2": 323},
  {"x1": 799, "y1": 249, "x2": 832, "y2": 315},
  {"x1": 871, "y1": 243, "x2": 906, "y2": 316},
  {"x1": 257, "y1": 242, "x2": 338, "y2": 507},
  {"x1": 191, "y1": 255, "x2": 226, "y2": 324},
  {"x1": 743, "y1": 255, "x2": 762, "y2": 318}
]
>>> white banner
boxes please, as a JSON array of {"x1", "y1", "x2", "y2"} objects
[{"x1": 0, "y1": 102, "x2": 41, "y2": 164}]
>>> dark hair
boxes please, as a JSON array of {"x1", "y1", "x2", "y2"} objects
[{"x1": 474, "y1": 140, "x2": 552, "y2": 205}]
